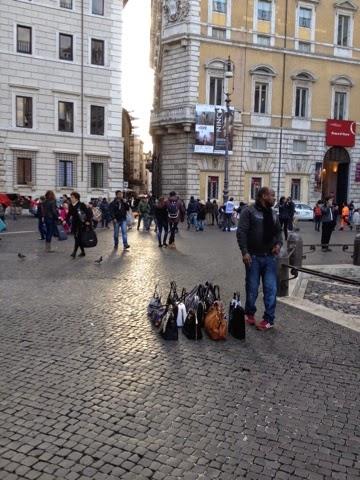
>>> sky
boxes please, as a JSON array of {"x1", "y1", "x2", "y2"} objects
[{"x1": 122, "y1": 0, "x2": 154, "y2": 152}]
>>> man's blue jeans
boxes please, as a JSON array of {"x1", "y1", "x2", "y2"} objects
[
  {"x1": 114, "y1": 220, "x2": 128, "y2": 247},
  {"x1": 245, "y1": 254, "x2": 277, "y2": 324}
]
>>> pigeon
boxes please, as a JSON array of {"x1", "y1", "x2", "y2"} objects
[
  {"x1": 18, "y1": 253, "x2": 26, "y2": 259},
  {"x1": 94, "y1": 256, "x2": 103, "y2": 264}
]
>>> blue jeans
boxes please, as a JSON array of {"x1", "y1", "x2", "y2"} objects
[
  {"x1": 188, "y1": 212, "x2": 198, "y2": 230},
  {"x1": 157, "y1": 221, "x2": 168, "y2": 245},
  {"x1": 197, "y1": 219, "x2": 204, "y2": 231},
  {"x1": 114, "y1": 220, "x2": 128, "y2": 247},
  {"x1": 45, "y1": 218, "x2": 56, "y2": 243},
  {"x1": 245, "y1": 254, "x2": 278, "y2": 324},
  {"x1": 38, "y1": 218, "x2": 46, "y2": 239}
]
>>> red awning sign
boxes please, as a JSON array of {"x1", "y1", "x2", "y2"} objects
[{"x1": 326, "y1": 119, "x2": 356, "y2": 147}]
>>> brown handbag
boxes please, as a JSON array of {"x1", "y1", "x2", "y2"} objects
[{"x1": 204, "y1": 301, "x2": 228, "y2": 340}]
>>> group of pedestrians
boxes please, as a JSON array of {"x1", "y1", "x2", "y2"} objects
[{"x1": 186, "y1": 197, "x2": 218, "y2": 231}]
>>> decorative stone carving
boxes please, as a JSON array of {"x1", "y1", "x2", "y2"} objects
[{"x1": 163, "y1": 0, "x2": 190, "y2": 24}]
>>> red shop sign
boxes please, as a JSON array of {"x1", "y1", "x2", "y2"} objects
[{"x1": 326, "y1": 119, "x2": 356, "y2": 147}]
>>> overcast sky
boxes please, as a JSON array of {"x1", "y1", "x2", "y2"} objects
[{"x1": 122, "y1": 0, "x2": 154, "y2": 151}]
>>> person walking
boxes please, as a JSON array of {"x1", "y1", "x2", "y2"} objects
[
  {"x1": 137, "y1": 196, "x2": 150, "y2": 231},
  {"x1": 197, "y1": 201, "x2": 206, "y2": 231},
  {"x1": 165, "y1": 191, "x2": 185, "y2": 248},
  {"x1": 321, "y1": 196, "x2": 336, "y2": 252},
  {"x1": 205, "y1": 198, "x2": 213, "y2": 225},
  {"x1": 313, "y1": 201, "x2": 322, "y2": 232},
  {"x1": 237, "y1": 187, "x2": 282, "y2": 331},
  {"x1": 36, "y1": 196, "x2": 46, "y2": 240},
  {"x1": 43, "y1": 190, "x2": 58, "y2": 252},
  {"x1": 186, "y1": 196, "x2": 199, "y2": 231},
  {"x1": 212, "y1": 200, "x2": 219, "y2": 226},
  {"x1": 109, "y1": 190, "x2": 130, "y2": 250},
  {"x1": 339, "y1": 202, "x2": 352, "y2": 231},
  {"x1": 99, "y1": 198, "x2": 110, "y2": 228},
  {"x1": 285, "y1": 197, "x2": 295, "y2": 231},
  {"x1": 147, "y1": 194, "x2": 157, "y2": 232},
  {"x1": 223, "y1": 197, "x2": 235, "y2": 232},
  {"x1": 154, "y1": 197, "x2": 168, "y2": 247},
  {"x1": 278, "y1": 197, "x2": 289, "y2": 240},
  {"x1": 67, "y1": 192, "x2": 92, "y2": 258}
]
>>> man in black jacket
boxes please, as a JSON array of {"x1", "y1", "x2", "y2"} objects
[
  {"x1": 237, "y1": 187, "x2": 282, "y2": 331},
  {"x1": 109, "y1": 191, "x2": 130, "y2": 250}
]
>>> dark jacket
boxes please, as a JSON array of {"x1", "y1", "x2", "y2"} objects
[
  {"x1": 43, "y1": 200, "x2": 58, "y2": 221},
  {"x1": 187, "y1": 199, "x2": 199, "y2": 215},
  {"x1": 237, "y1": 204, "x2": 283, "y2": 256},
  {"x1": 154, "y1": 204, "x2": 168, "y2": 225},
  {"x1": 278, "y1": 202, "x2": 289, "y2": 220},
  {"x1": 109, "y1": 198, "x2": 129, "y2": 221},
  {"x1": 285, "y1": 200, "x2": 295, "y2": 218},
  {"x1": 166, "y1": 195, "x2": 185, "y2": 224},
  {"x1": 67, "y1": 202, "x2": 92, "y2": 234},
  {"x1": 321, "y1": 205, "x2": 336, "y2": 224},
  {"x1": 197, "y1": 204, "x2": 206, "y2": 221}
]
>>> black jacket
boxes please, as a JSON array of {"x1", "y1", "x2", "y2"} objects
[
  {"x1": 237, "y1": 204, "x2": 282, "y2": 256},
  {"x1": 109, "y1": 199, "x2": 129, "y2": 221},
  {"x1": 154, "y1": 204, "x2": 168, "y2": 224},
  {"x1": 67, "y1": 202, "x2": 92, "y2": 234},
  {"x1": 43, "y1": 200, "x2": 58, "y2": 221}
]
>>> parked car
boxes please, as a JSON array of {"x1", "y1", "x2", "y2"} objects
[{"x1": 294, "y1": 203, "x2": 314, "y2": 221}]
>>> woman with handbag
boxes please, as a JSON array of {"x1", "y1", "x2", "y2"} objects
[{"x1": 67, "y1": 192, "x2": 92, "y2": 258}]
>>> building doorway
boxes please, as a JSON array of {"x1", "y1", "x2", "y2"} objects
[{"x1": 322, "y1": 147, "x2": 350, "y2": 205}]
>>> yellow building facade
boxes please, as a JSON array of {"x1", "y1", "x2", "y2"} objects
[{"x1": 151, "y1": 0, "x2": 360, "y2": 205}]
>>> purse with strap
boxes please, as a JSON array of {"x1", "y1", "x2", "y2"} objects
[{"x1": 204, "y1": 300, "x2": 228, "y2": 341}]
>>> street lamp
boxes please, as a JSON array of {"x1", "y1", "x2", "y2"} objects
[{"x1": 223, "y1": 56, "x2": 234, "y2": 205}]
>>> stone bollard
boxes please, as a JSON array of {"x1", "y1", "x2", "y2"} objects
[
  {"x1": 277, "y1": 245, "x2": 290, "y2": 297},
  {"x1": 354, "y1": 234, "x2": 360, "y2": 266},
  {"x1": 287, "y1": 232, "x2": 303, "y2": 268}
]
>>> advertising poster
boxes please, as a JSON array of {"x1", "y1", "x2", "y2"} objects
[
  {"x1": 314, "y1": 162, "x2": 322, "y2": 192},
  {"x1": 194, "y1": 104, "x2": 234, "y2": 155}
]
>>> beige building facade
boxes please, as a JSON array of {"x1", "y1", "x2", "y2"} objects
[{"x1": 150, "y1": 0, "x2": 360, "y2": 205}]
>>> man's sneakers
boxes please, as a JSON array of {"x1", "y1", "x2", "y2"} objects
[
  {"x1": 256, "y1": 320, "x2": 274, "y2": 331},
  {"x1": 245, "y1": 314, "x2": 256, "y2": 326}
]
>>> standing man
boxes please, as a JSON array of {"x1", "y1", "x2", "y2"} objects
[
  {"x1": 237, "y1": 187, "x2": 282, "y2": 331},
  {"x1": 321, "y1": 196, "x2": 336, "y2": 251},
  {"x1": 223, "y1": 197, "x2": 235, "y2": 232},
  {"x1": 165, "y1": 191, "x2": 185, "y2": 248},
  {"x1": 110, "y1": 191, "x2": 130, "y2": 250},
  {"x1": 186, "y1": 196, "x2": 199, "y2": 230}
]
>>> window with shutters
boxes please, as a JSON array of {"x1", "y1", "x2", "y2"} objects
[
  {"x1": 209, "y1": 77, "x2": 224, "y2": 105},
  {"x1": 333, "y1": 91, "x2": 347, "y2": 120},
  {"x1": 337, "y1": 14, "x2": 350, "y2": 46},
  {"x1": 16, "y1": 96, "x2": 33, "y2": 128},
  {"x1": 254, "y1": 83, "x2": 268, "y2": 114},
  {"x1": 295, "y1": 87, "x2": 309, "y2": 118},
  {"x1": 88, "y1": 156, "x2": 108, "y2": 189},
  {"x1": 13, "y1": 150, "x2": 36, "y2": 186}
]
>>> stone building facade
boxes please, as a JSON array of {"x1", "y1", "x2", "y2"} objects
[
  {"x1": 0, "y1": 0, "x2": 126, "y2": 201},
  {"x1": 150, "y1": 0, "x2": 360, "y2": 206}
]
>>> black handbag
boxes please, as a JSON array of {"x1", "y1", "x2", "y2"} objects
[
  {"x1": 80, "y1": 228, "x2": 97, "y2": 248},
  {"x1": 158, "y1": 304, "x2": 178, "y2": 341},
  {"x1": 228, "y1": 292, "x2": 245, "y2": 340},
  {"x1": 182, "y1": 309, "x2": 202, "y2": 340}
]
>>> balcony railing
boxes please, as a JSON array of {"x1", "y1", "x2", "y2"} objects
[{"x1": 17, "y1": 41, "x2": 31, "y2": 54}]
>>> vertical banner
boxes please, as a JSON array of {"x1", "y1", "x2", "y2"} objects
[
  {"x1": 314, "y1": 162, "x2": 322, "y2": 192},
  {"x1": 194, "y1": 104, "x2": 234, "y2": 155}
]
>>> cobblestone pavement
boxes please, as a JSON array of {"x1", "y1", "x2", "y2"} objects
[{"x1": 0, "y1": 218, "x2": 359, "y2": 480}]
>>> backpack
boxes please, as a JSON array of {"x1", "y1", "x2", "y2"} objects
[
  {"x1": 167, "y1": 199, "x2": 179, "y2": 220},
  {"x1": 228, "y1": 293, "x2": 245, "y2": 340},
  {"x1": 314, "y1": 206, "x2": 322, "y2": 217},
  {"x1": 183, "y1": 309, "x2": 203, "y2": 340}
]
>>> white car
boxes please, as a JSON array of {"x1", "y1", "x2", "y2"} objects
[{"x1": 294, "y1": 203, "x2": 314, "y2": 221}]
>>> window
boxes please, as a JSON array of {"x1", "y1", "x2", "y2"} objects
[
  {"x1": 333, "y1": 91, "x2": 347, "y2": 120},
  {"x1": 209, "y1": 77, "x2": 223, "y2": 105},
  {"x1": 298, "y1": 41, "x2": 311, "y2": 52},
  {"x1": 92, "y1": 0, "x2": 104, "y2": 15},
  {"x1": 91, "y1": 39, "x2": 104, "y2": 66},
  {"x1": 17, "y1": 157, "x2": 32, "y2": 185},
  {"x1": 257, "y1": 35, "x2": 271, "y2": 46},
  {"x1": 16, "y1": 96, "x2": 33, "y2": 128},
  {"x1": 291, "y1": 179, "x2": 301, "y2": 201},
  {"x1": 59, "y1": 34, "x2": 73, "y2": 61},
  {"x1": 254, "y1": 82, "x2": 268, "y2": 114},
  {"x1": 207, "y1": 176, "x2": 219, "y2": 199},
  {"x1": 60, "y1": 0, "x2": 73, "y2": 8},
  {"x1": 90, "y1": 105, "x2": 105, "y2": 135},
  {"x1": 251, "y1": 177, "x2": 262, "y2": 200},
  {"x1": 252, "y1": 137, "x2": 267, "y2": 150},
  {"x1": 293, "y1": 140, "x2": 307, "y2": 153},
  {"x1": 213, "y1": 0, "x2": 226, "y2": 14},
  {"x1": 17, "y1": 25, "x2": 32, "y2": 54},
  {"x1": 299, "y1": 7, "x2": 312, "y2": 28},
  {"x1": 91, "y1": 163, "x2": 104, "y2": 189},
  {"x1": 58, "y1": 101, "x2": 74, "y2": 132},
  {"x1": 258, "y1": 0, "x2": 272, "y2": 21},
  {"x1": 295, "y1": 87, "x2": 308, "y2": 118},
  {"x1": 212, "y1": 28, "x2": 226, "y2": 40},
  {"x1": 56, "y1": 153, "x2": 76, "y2": 188},
  {"x1": 337, "y1": 14, "x2": 350, "y2": 46}
]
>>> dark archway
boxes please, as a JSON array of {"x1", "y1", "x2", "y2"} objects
[{"x1": 322, "y1": 147, "x2": 350, "y2": 205}]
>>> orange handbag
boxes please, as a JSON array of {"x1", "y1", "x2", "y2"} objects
[{"x1": 204, "y1": 301, "x2": 228, "y2": 340}]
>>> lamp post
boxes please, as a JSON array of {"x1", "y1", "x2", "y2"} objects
[{"x1": 223, "y1": 56, "x2": 234, "y2": 205}]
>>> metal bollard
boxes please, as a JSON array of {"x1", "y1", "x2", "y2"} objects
[
  {"x1": 287, "y1": 232, "x2": 303, "y2": 268},
  {"x1": 354, "y1": 234, "x2": 360, "y2": 266},
  {"x1": 277, "y1": 245, "x2": 289, "y2": 297}
]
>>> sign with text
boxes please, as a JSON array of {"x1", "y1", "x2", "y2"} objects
[
  {"x1": 194, "y1": 104, "x2": 234, "y2": 155},
  {"x1": 326, "y1": 119, "x2": 356, "y2": 147}
]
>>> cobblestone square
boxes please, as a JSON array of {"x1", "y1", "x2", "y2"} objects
[{"x1": 0, "y1": 218, "x2": 359, "y2": 479}]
